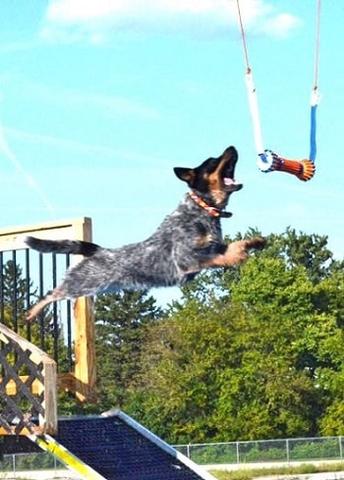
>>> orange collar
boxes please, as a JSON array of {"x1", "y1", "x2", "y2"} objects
[{"x1": 188, "y1": 191, "x2": 232, "y2": 218}]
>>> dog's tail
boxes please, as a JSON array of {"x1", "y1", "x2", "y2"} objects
[{"x1": 25, "y1": 236, "x2": 100, "y2": 257}]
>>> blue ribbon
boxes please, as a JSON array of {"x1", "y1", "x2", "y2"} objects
[{"x1": 309, "y1": 104, "x2": 317, "y2": 163}]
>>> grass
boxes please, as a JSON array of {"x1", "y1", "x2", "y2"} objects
[
  {"x1": 210, "y1": 462, "x2": 344, "y2": 480},
  {"x1": 1, "y1": 465, "x2": 344, "y2": 480}
]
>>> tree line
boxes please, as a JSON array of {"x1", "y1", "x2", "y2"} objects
[{"x1": 2, "y1": 228, "x2": 344, "y2": 444}]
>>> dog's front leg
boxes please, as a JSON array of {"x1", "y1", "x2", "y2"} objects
[{"x1": 201, "y1": 237, "x2": 265, "y2": 269}]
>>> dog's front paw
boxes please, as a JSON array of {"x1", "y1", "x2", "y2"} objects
[
  {"x1": 223, "y1": 240, "x2": 249, "y2": 265},
  {"x1": 224, "y1": 237, "x2": 266, "y2": 266},
  {"x1": 243, "y1": 236, "x2": 266, "y2": 251}
]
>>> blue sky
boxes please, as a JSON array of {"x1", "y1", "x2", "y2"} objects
[{"x1": 0, "y1": 1, "x2": 343, "y2": 304}]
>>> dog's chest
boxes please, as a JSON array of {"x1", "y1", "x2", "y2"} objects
[{"x1": 194, "y1": 218, "x2": 223, "y2": 247}]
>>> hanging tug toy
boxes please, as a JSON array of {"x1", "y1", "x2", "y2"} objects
[{"x1": 236, "y1": 0, "x2": 322, "y2": 182}]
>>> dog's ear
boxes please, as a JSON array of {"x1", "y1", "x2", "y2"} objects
[{"x1": 174, "y1": 167, "x2": 195, "y2": 186}]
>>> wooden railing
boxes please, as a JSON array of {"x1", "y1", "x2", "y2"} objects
[
  {"x1": 0, "y1": 217, "x2": 96, "y2": 402},
  {"x1": 0, "y1": 322, "x2": 57, "y2": 436}
]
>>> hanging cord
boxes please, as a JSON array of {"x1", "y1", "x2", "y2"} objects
[
  {"x1": 235, "y1": 0, "x2": 320, "y2": 181},
  {"x1": 309, "y1": 0, "x2": 321, "y2": 163},
  {"x1": 236, "y1": 0, "x2": 251, "y2": 73},
  {"x1": 235, "y1": 0, "x2": 270, "y2": 170},
  {"x1": 313, "y1": 0, "x2": 322, "y2": 92}
]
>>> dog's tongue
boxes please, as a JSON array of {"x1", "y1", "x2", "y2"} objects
[{"x1": 224, "y1": 177, "x2": 239, "y2": 186}]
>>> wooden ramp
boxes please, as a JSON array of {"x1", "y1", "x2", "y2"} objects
[
  {"x1": 28, "y1": 433, "x2": 106, "y2": 480},
  {"x1": 1, "y1": 411, "x2": 217, "y2": 480}
]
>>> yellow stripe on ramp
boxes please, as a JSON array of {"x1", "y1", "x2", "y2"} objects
[{"x1": 29, "y1": 433, "x2": 107, "y2": 480}]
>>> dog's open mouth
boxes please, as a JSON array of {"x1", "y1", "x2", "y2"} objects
[
  {"x1": 220, "y1": 156, "x2": 242, "y2": 192},
  {"x1": 223, "y1": 175, "x2": 243, "y2": 192}
]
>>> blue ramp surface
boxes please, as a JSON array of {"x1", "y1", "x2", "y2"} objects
[{"x1": 56, "y1": 410, "x2": 215, "y2": 480}]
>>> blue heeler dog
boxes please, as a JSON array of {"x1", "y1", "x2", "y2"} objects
[{"x1": 25, "y1": 146, "x2": 265, "y2": 320}]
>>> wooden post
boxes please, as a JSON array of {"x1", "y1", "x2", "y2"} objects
[
  {"x1": 43, "y1": 359, "x2": 58, "y2": 435},
  {"x1": 73, "y1": 218, "x2": 97, "y2": 402},
  {"x1": 74, "y1": 297, "x2": 97, "y2": 402}
]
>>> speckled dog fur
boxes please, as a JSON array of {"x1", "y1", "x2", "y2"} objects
[{"x1": 25, "y1": 146, "x2": 265, "y2": 320}]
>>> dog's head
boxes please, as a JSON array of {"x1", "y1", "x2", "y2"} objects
[{"x1": 174, "y1": 146, "x2": 242, "y2": 208}]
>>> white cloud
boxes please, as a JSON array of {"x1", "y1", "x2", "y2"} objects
[
  {"x1": 259, "y1": 12, "x2": 301, "y2": 38},
  {"x1": 41, "y1": 0, "x2": 301, "y2": 43}
]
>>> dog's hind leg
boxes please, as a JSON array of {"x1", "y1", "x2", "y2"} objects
[{"x1": 27, "y1": 287, "x2": 66, "y2": 322}]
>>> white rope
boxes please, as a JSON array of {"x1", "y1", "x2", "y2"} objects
[
  {"x1": 236, "y1": 0, "x2": 274, "y2": 171},
  {"x1": 311, "y1": 0, "x2": 321, "y2": 107},
  {"x1": 245, "y1": 71, "x2": 264, "y2": 155},
  {"x1": 313, "y1": 0, "x2": 321, "y2": 91},
  {"x1": 245, "y1": 67, "x2": 275, "y2": 172}
]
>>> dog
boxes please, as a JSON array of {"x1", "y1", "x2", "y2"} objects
[{"x1": 25, "y1": 146, "x2": 265, "y2": 320}]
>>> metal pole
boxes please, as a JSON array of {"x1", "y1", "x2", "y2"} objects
[
  {"x1": 39, "y1": 253, "x2": 45, "y2": 350},
  {"x1": 0, "y1": 252, "x2": 4, "y2": 323},
  {"x1": 12, "y1": 250, "x2": 18, "y2": 332},
  {"x1": 186, "y1": 444, "x2": 190, "y2": 459},
  {"x1": 339, "y1": 436, "x2": 343, "y2": 460},
  {"x1": 52, "y1": 253, "x2": 59, "y2": 365},
  {"x1": 25, "y1": 248, "x2": 31, "y2": 342},
  {"x1": 236, "y1": 442, "x2": 240, "y2": 464},
  {"x1": 286, "y1": 439, "x2": 290, "y2": 463}
]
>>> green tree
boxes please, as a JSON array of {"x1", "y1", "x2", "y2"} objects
[
  {"x1": 94, "y1": 290, "x2": 162, "y2": 410},
  {"x1": 2, "y1": 259, "x2": 31, "y2": 333},
  {"x1": 263, "y1": 228, "x2": 336, "y2": 282},
  {"x1": 126, "y1": 229, "x2": 344, "y2": 442},
  {"x1": 313, "y1": 270, "x2": 344, "y2": 435}
]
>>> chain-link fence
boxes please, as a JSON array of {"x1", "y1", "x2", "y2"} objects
[
  {"x1": 1, "y1": 435, "x2": 343, "y2": 475},
  {"x1": 174, "y1": 436, "x2": 344, "y2": 465},
  {"x1": 0, "y1": 451, "x2": 64, "y2": 476}
]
